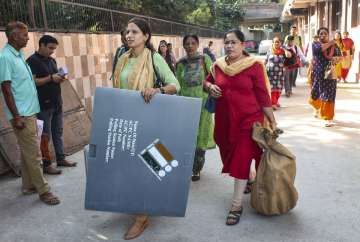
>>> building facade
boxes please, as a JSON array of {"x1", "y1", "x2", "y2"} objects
[{"x1": 282, "y1": 0, "x2": 360, "y2": 82}]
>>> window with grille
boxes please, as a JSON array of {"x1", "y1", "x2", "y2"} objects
[
  {"x1": 331, "y1": 1, "x2": 341, "y2": 31},
  {"x1": 352, "y1": 0, "x2": 359, "y2": 27}
]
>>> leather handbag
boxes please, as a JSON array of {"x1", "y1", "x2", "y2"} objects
[{"x1": 324, "y1": 61, "x2": 337, "y2": 80}]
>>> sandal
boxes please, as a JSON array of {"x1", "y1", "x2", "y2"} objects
[
  {"x1": 244, "y1": 180, "x2": 255, "y2": 194},
  {"x1": 191, "y1": 173, "x2": 200, "y2": 182},
  {"x1": 226, "y1": 207, "x2": 243, "y2": 226},
  {"x1": 39, "y1": 192, "x2": 60, "y2": 205}
]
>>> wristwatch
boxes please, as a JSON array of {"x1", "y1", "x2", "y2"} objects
[{"x1": 160, "y1": 87, "x2": 165, "y2": 94}]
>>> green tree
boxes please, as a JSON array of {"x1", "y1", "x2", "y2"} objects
[
  {"x1": 186, "y1": 2, "x2": 214, "y2": 26},
  {"x1": 212, "y1": 0, "x2": 246, "y2": 30},
  {"x1": 109, "y1": 0, "x2": 245, "y2": 31}
]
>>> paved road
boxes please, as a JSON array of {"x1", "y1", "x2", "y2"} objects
[{"x1": 1, "y1": 78, "x2": 360, "y2": 242}]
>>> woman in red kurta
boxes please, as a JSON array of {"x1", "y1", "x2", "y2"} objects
[{"x1": 204, "y1": 29, "x2": 277, "y2": 226}]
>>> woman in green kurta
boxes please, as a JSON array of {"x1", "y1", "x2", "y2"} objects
[
  {"x1": 176, "y1": 34, "x2": 215, "y2": 182},
  {"x1": 113, "y1": 18, "x2": 180, "y2": 240}
]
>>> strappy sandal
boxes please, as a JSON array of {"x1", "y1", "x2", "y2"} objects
[
  {"x1": 39, "y1": 192, "x2": 60, "y2": 205},
  {"x1": 244, "y1": 180, "x2": 255, "y2": 194},
  {"x1": 226, "y1": 207, "x2": 243, "y2": 226}
]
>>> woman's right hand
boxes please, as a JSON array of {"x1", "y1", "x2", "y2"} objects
[
  {"x1": 141, "y1": 88, "x2": 159, "y2": 104},
  {"x1": 208, "y1": 84, "x2": 222, "y2": 98}
]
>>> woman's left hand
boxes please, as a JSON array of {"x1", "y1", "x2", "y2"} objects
[{"x1": 141, "y1": 88, "x2": 160, "y2": 103}]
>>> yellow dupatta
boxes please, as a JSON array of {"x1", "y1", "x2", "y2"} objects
[
  {"x1": 211, "y1": 56, "x2": 271, "y2": 95},
  {"x1": 113, "y1": 48, "x2": 154, "y2": 90}
]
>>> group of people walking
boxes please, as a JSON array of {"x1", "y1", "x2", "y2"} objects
[
  {"x1": 307, "y1": 28, "x2": 355, "y2": 126},
  {"x1": 264, "y1": 25, "x2": 355, "y2": 127},
  {"x1": 265, "y1": 25, "x2": 307, "y2": 110},
  {"x1": 109, "y1": 18, "x2": 277, "y2": 239},
  {"x1": 0, "y1": 17, "x2": 356, "y2": 241}
]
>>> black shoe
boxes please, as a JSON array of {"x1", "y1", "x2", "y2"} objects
[{"x1": 191, "y1": 173, "x2": 200, "y2": 182}]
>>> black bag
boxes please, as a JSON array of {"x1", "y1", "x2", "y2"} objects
[{"x1": 151, "y1": 52, "x2": 164, "y2": 88}]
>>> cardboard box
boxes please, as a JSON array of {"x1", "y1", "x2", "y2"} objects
[
  {"x1": 85, "y1": 88, "x2": 202, "y2": 217},
  {"x1": 0, "y1": 81, "x2": 91, "y2": 176}
]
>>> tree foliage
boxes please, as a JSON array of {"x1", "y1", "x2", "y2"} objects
[
  {"x1": 208, "y1": 0, "x2": 246, "y2": 30},
  {"x1": 109, "y1": 0, "x2": 245, "y2": 31}
]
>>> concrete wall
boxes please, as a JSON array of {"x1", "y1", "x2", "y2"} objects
[{"x1": 0, "y1": 31, "x2": 223, "y2": 114}]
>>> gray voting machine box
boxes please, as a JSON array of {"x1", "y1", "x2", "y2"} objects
[{"x1": 85, "y1": 88, "x2": 202, "y2": 217}]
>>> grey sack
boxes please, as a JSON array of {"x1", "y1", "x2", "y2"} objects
[{"x1": 85, "y1": 88, "x2": 202, "y2": 217}]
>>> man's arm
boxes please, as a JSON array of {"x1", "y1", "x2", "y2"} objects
[
  {"x1": 27, "y1": 57, "x2": 63, "y2": 86},
  {"x1": 1, "y1": 81, "x2": 25, "y2": 129},
  {"x1": 34, "y1": 75, "x2": 52, "y2": 86},
  {"x1": 299, "y1": 36, "x2": 304, "y2": 53},
  {"x1": 284, "y1": 35, "x2": 289, "y2": 45},
  {"x1": 33, "y1": 74, "x2": 63, "y2": 86}
]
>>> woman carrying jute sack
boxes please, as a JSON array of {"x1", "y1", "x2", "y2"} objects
[{"x1": 251, "y1": 122, "x2": 298, "y2": 215}]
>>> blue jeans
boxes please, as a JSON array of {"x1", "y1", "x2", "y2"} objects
[
  {"x1": 284, "y1": 69, "x2": 297, "y2": 94},
  {"x1": 37, "y1": 106, "x2": 65, "y2": 166},
  {"x1": 291, "y1": 68, "x2": 298, "y2": 87}
]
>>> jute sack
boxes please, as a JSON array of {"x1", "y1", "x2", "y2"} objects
[{"x1": 251, "y1": 122, "x2": 298, "y2": 215}]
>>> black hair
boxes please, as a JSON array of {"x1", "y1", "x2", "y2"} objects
[
  {"x1": 317, "y1": 27, "x2": 329, "y2": 36},
  {"x1": 158, "y1": 40, "x2": 167, "y2": 54},
  {"x1": 120, "y1": 29, "x2": 126, "y2": 36},
  {"x1": 287, "y1": 35, "x2": 295, "y2": 41},
  {"x1": 224, "y1": 29, "x2": 245, "y2": 42},
  {"x1": 182, "y1": 34, "x2": 199, "y2": 46},
  {"x1": 335, "y1": 30, "x2": 342, "y2": 39},
  {"x1": 128, "y1": 17, "x2": 155, "y2": 51},
  {"x1": 273, "y1": 36, "x2": 282, "y2": 42},
  {"x1": 39, "y1": 35, "x2": 58, "y2": 46}
]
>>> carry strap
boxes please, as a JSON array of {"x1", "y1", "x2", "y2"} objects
[
  {"x1": 201, "y1": 55, "x2": 209, "y2": 76},
  {"x1": 151, "y1": 51, "x2": 164, "y2": 88},
  {"x1": 151, "y1": 52, "x2": 160, "y2": 80}
]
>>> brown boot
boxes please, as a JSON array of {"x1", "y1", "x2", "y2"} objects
[{"x1": 124, "y1": 215, "x2": 149, "y2": 240}]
